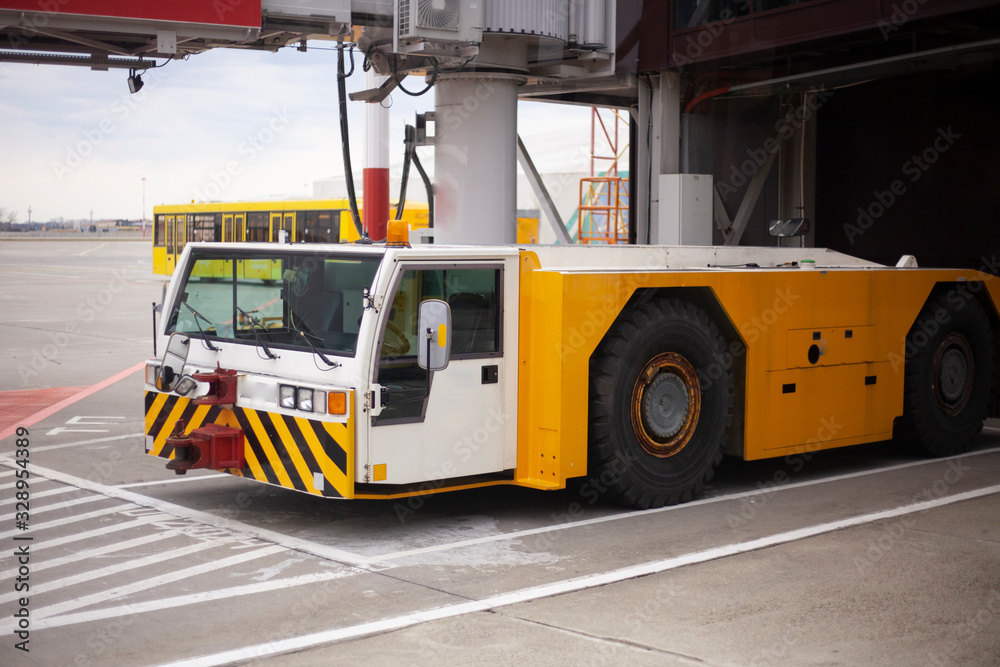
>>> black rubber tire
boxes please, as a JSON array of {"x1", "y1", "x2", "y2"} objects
[
  {"x1": 588, "y1": 297, "x2": 735, "y2": 509},
  {"x1": 896, "y1": 291, "x2": 995, "y2": 457}
]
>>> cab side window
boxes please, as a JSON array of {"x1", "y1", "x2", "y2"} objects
[{"x1": 375, "y1": 266, "x2": 502, "y2": 424}]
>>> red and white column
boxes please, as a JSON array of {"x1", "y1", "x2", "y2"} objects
[{"x1": 363, "y1": 68, "x2": 391, "y2": 241}]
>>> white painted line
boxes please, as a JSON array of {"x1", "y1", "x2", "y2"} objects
[
  {"x1": 0, "y1": 504, "x2": 138, "y2": 540},
  {"x1": 116, "y1": 473, "x2": 227, "y2": 489},
  {"x1": 24, "y1": 515, "x2": 168, "y2": 554},
  {"x1": 36, "y1": 568, "x2": 356, "y2": 630},
  {"x1": 367, "y1": 446, "x2": 1000, "y2": 564},
  {"x1": 77, "y1": 242, "x2": 107, "y2": 256},
  {"x1": 30, "y1": 432, "x2": 144, "y2": 453},
  {"x1": 2, "y1": 271, "x2": 79, "y2": 279},
  {"x1": 0, "y1": 470, "x2": 16, "y2": 479},
  {"x1": 983, "y1": 426, "x2": 1000, "y2": 434},
  {"x1": 160, "y1": 484, "x2": 1000, "y2": 667},
  {"x1": 0, "y1": 530, "x2": 180, "y2": 579},
  {"x1": 0, "y1": 459, "x2": 369, "y2": 567},
  {"x1": 0, "y1": 477, "x2": 51, "y2": 491},
  {"x1": 26, "y1": 545, "x2": 286, "y2": 625},
  {"x1": 0, "y1": 493, "x2": 104, "y2": 520},
  {"x1": 0, "y1": 484, "x2": 76, "y2": 506},
  {"x1": 0, "y1": 538, "x2": 237, "y2": 606}
]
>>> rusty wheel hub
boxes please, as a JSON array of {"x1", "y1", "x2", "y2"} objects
[
  {"x1": 932, "y1": 332, "x2": 974, "y2": 416},
  {"x1": 630, "y1": 352, "x2": 701, "y2": 458}
]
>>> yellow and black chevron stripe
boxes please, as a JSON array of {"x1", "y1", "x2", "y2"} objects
[{"x1": 144, "y1": 391, "x2": 353, "y2": 498}]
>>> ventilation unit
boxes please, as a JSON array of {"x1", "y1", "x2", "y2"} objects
[{"x1": 395, "y1": 0, "x2": 483, "y2": 54}]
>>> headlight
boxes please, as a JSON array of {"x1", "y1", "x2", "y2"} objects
[
  {"x1": 296, "y1": 387, "x2": 314, "y2": 412},
  {"x1": 174, "y1": 376, "x2": 198, "y2": 396},
  {"x1": 278, "y1": 385, "x2": 296, "y2": 409},
  {"x1": 276, "y1": 385, "x2": 340, "y2": 415},
  {"x1": 145, "y1": 363, "x2": 159, "y2": 386}
]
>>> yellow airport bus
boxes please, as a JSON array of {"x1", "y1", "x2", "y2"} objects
[{"x1": 151, "y1": 199, "x2": 431, "y2": 276}]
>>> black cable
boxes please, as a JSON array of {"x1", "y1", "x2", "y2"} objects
[
  {"x1": 411, "y1": 147, "x2": 434, "y2": 229},
  {"x1": 343, "y1": 43, "x2": 356, "y2": 77},
  {"x1": 392, "y1": 54, "x2": 437, "y2": 97},
  {"x1": 395, "y1": 125, "x2": 414, "y2": 221},
  {"x1": 337, "y1": 42, "x2": 365, "y2": 239}
]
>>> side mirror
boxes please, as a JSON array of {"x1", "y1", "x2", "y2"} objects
[
  {"x1": 769, "y1": 218, "x2": 811, "y2": 237},
  {"x1": 157, "y1": 333, "x2": 190, "y2": 392},
  {"x1": 417, "y1": 299, "x2": 451, "y2": 372}
]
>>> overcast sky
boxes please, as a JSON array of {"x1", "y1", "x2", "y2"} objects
[{"x1": 0, "y1": 42, "x2": 598, "y2": 223}]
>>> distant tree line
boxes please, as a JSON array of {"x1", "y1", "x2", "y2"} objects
[{"x1": 0, "y1": 208, "x2": 139, "y2": 231}]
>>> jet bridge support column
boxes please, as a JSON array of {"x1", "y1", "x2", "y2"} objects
[{"x1": 434, "y1": 72, "x2": 525, "y2": 245}]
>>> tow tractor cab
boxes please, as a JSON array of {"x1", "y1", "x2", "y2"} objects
[
  {"x1": 146, "y1": 240, "x2": 521, "y2": 501},
  {"x1": 145, "y1": 240, "x2": 1000, "y2": 508}
]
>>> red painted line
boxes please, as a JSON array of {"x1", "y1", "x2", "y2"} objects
[{"x1": 0, "y1": 361, "x2": 146, "y2": 442}]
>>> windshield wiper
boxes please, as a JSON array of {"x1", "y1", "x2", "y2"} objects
[
  {"x1": 235, "y1": 305, "x2": 279, "y2": 360},
  {"x1": 182, "y1": 301, "x2": 221, "y2": 351},
  {"x1": 287, "y1": 325, "x2": 341, "y2": 369}
]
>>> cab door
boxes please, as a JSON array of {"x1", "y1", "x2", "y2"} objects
[{"x1": 367, "y1": 261, "x2": 516, "y2": 485}]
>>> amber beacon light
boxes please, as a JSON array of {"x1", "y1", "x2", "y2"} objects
[{"x1": 385, "y1": 218, "x2": 410, "y2": 247}]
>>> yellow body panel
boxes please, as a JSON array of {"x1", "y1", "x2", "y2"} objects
[
  {"x1": 516, "y1": 254, "x2": 1000, "y2": 488},
  {"x1": 152, "y1": 246, "x2": 168, "y2": 277},
  {"x1": 516, "y1": 214, "x2": 540, "y2": 244}
]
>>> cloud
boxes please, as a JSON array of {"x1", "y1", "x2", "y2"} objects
[{"x1": 0, "y1": 44, "x2": 598, "y2": 222}]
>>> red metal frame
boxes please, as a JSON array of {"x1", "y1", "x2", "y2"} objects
[{"x1": 0, "y1": 1, "x2": 261, "y2": 28}]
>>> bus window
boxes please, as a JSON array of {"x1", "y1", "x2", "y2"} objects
[
  {"x1": 154, "y1": 215, "x2": 166, "y2": 246},
  {"x1": 303, "y1": 210, "x2": 338, "y2": 243},
  {"x1": 235, "y1": 213, "x2": 245, "y2": 242},
  {"x1": 247, "y1": 212, "x2": 269, "y2": 242},
  {"x1": 192, "y1": 213, "x2": 217, "y2": 242}
]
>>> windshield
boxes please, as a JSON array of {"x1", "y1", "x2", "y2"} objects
[{"x1": 166, "y1": 249, "x2": 381, "y2": 357}]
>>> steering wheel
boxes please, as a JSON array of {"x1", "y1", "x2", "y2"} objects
[{"x1": 383, "y1": 322, "x2": 411, "y2": 356}]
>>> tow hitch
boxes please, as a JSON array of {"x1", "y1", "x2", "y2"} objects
[{"x1": 165, "y1": 422, "x2": 245, "y2": 475}]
